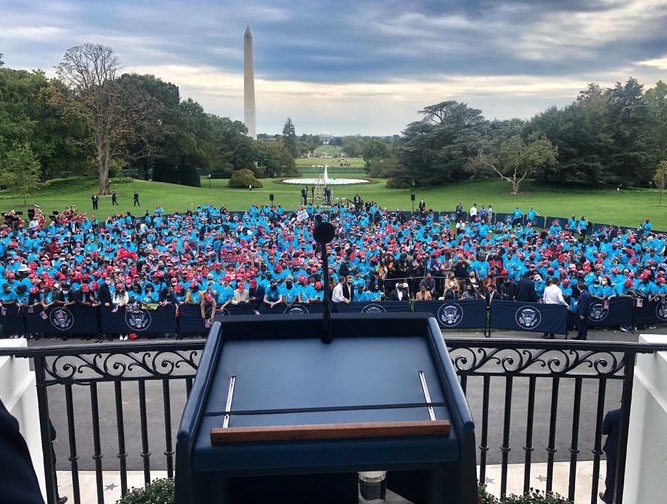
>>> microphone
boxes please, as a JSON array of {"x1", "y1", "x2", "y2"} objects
[{"x1": 313, "y1": 215, "x2": 335, "y2": 344}]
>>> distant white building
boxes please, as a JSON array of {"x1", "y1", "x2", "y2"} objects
[{"x1": 319, "y1": 132, "x2": 333, "y2": 145}]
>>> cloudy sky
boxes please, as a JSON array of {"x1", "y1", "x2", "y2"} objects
[{"x1": 1, "y1": 0, "x2": 667, "y2": 135}]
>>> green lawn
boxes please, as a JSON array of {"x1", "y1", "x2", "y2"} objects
[
  {"x1": 1, "y1": 177, "x2": 665, "y2": 229},
  {"x1": 312, "y1": 145, "x2": 342, "y2": 157}
]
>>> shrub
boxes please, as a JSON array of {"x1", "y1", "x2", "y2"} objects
[
  {"x1": 116, "y1": 478, "x2": 174, "y2": 504},
  {"x1": 228, "y1": 168, "x2": 263, "y2": 189},
  {"x1": 478, "y1": 485, "x2": 571, "y2": 504},
  {"x1": 385, "y1": 177, "x2": 413, "y2": 189},
  {"x1": 114, "y1": 479, "x2": 569, "y2": 504},
  {"x1": 179, "y1": 165, "x2": 202, "y2": 188}
]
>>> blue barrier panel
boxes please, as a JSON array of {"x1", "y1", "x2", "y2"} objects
[
  {"x1": 0, "y1": 304, "x2": 25, "y2": 336},
  {"x1": 632, "y1": 299, "x2": 667, "y2": 326},
  {"x1": 567, "y1": 296, "x2": 633, "y2": 329},
  {"x1": 257, "y1": 302, "x2": 325, "y2": 315},
  {"x1": 177, "y1": 304, "x2": 208, "y2": 334},
  {"x1": 490, "y1": 300, "x2": 567, "y2": 335},
  {"x1": 413, "y1": 300, "x2": 487, "y2": 329},
  {"x1": 223, "y1": 303, "x2": 260, "y2": 316},
  {"x1": 100, "y1": 304, "x2": 177, "y2": 334},
  {"x1": 25, "y1": 304, "x2": 99, "y2": 334},
  {"x1": 334, "y1": 301, "x2": 411, "y2": 313},
  {"x1": 494, "y1": 213, "x2": 514, "y2": 226}
]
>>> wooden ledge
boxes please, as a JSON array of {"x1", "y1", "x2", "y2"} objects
[{"x1": 211, "y1": 420, "x2": 450, "y2": 444}]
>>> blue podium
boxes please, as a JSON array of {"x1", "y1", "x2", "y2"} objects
[{"x1": 176, "y1": 313, "x2": 476, "y2": 503}]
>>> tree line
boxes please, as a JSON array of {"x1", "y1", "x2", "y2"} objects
[
  {"x1": 2, "y1": 45, "x2": 666, "y2": 196},
  {"x1": 370, "y1": 78, "x2": 667, "y2": 193},
  {"x1": 0, "y1": 45, "x2": 300, "y2": 195}
]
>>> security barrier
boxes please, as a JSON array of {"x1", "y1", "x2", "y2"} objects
[{"x1": 2, "y1": 297, "x2": 665, "y2": 337}]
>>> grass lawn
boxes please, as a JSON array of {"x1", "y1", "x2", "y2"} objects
[
  {"x1": 312, "y1": 145, "x2": 342, "y2": 157},
  {"x1": 0, "y1": 177, "x2": 665, "y2": 229}
]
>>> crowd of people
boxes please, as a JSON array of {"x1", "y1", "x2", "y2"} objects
[{"x1": 0, "y1": 201, "x2": 665, "y2": 338}]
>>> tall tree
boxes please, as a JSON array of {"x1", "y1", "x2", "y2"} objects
[
  {"x1": 0, "y1": 143, "x2": 41, "y2": 205},
  {"x1": 645, "y1": 81, "x2": 667, "y2": 163},
  {"x1": 468, "y1": 135, "x2": 557, "y2": 194},
  {"x1": 281, "y1": 117, "x2": 298, "y2": 159},
  {"x1": 525, "y1": 85, "x2": 612, "y2": 185},
  {"x1": 605, "y1": 78, "x2": 653, "y2": 185},
  {"x1": 397, "y1": 101, "x2": 488, "y2": 186},
  {"x1": 56, "y1": 43, "x2": 152, "y2": 194},
  {"x1": 654, "y1": 160, "x2": 667, "y2": 207}
]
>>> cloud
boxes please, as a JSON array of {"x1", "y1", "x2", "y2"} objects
[
  {"x1": 640, "y1": 55, "x2": 667, "y2": 70},
  {"x1": 1, "y1": 0, "x2": 666, "y2": 134}
]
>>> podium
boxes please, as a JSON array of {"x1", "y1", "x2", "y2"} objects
[{"x1": 176, "y1": 313, "x2": 477, "y2": 503}]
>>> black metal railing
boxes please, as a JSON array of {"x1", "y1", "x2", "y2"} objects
[{"x1": 2, "y1": 338, "x2": 666, "y2": 504}]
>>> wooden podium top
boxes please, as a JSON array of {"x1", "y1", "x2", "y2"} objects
[{"x1": 211, "y1": 420, "x2": 451, "y2": 444}]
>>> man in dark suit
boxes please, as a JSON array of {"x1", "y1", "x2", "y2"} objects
[
  {"x1": 389, "y1": 282, "x2": 409, "y2": 301},
  {"x1": 600, "y1": 407, "x2": 621, "y2": 504},
  {"x1": 0, "y1": 398, "x2": 45, "y2": 504},
  {"x1": 342, "y1": 275, "x2": 354, "y2": 303},
  {"x1": 576, "y1": 283, "x2": 591, "y2": 340},
  {"x1": 516, "y1": 272, "x2": 538, "y2": 302}
]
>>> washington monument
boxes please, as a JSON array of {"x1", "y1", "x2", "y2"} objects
[{"x1": 244, "y1": 26, "x2": 256, "y2": 139}]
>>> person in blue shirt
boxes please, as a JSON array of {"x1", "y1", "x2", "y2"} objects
[
  {"x1": 568, "y1": 215, "x2": 578, "y2": 233},
  {"x1": 280, "y1": 277, "x2": 301, "y2": 306},
  {"x1": 263, "y1": 280, "x2": 283, "y2": 309},
  {"x1": 355, "y1": 285, "x2": 370, "y2": 303},
  {"x1": 527, "y1": 207, "x2": 538, "y2": 225},
  {"x1": 142, "y1": 284, "x2": 159, "y2": 304},
  {"x1": 578, "y1": 217, "x2": 589, "y2": 239},
  {"x1": 0, "y1": 283, "x2": 18, "y2": 307},
  {"x1": 641, "y1": 218, "x2": 653, "y2": 236},
  {"x1": 512, "y1": 207, "x2": 523, "y2": 226},
  {"x1": 216, "y1": 279, "x2": 234, "y2": 311}
]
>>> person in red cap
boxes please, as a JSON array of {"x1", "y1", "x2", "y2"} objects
[{"x1": 200, "y1": 291, "x2": 217, "y2": 328}]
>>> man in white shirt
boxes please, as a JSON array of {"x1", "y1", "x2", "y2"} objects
[
  {"x1": 469, "y1": 203, "x2": 478, "y2": 220},
  {"x1": 542, "y1": 278, "x2": 568, "y2": 339},
  {"x1": 332, "y1": 277, "x2": 348, "y2": 304}
]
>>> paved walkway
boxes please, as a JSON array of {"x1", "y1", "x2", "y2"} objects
[{"x1": 57, "y1": 461, "x2": 607, "y2": 503}]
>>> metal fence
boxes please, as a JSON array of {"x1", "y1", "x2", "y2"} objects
[{"x1": 2, "y1": 338, "x2": 666, "y2": 504}]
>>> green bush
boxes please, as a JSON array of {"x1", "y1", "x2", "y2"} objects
[
  {"x1": 228, "y1": 168, "x2": 263, "y2": 189},
  {"x1": 116, "y1": 478, "x2": 174, "y2": 504},
  {"x1": 386, "y1": 177, "x2": 413, "y2": 189},
  {"x1": 178, "y1": 165, "x2": 202, "y2": 188},
  {"x1": 478, "y1": 485, "x2": 571, "y2": 504},
  {"x1": 115, "y1": 479, "x2": 569, "y2": 504}
]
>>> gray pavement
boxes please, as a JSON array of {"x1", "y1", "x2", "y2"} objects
[{"x1": 27, "y1": 327, "x2": 665, "y2": 473}]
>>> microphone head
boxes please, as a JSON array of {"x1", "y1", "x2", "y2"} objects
[{"x1": 313, "y1": 220, "x2": 335, "y2": 245}]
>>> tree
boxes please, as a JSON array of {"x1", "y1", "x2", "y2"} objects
[
  {"x1": 654, "y1": 160, "x2": 667, "y2": 206},
  {"x1": 257, "y1": 141, "x2": 298, "y2": 177},
  {"x1": 361, "y1": 140, "x2": 389, "y2": 169},
  {"x1": 397, "y1": 101, "x2": 488, "y2": 186},
  {"x1": 605, "y1": 78, "x2": 653, "y2": 185},
  {"x1": 56, "y1": 43, "x2": 152, "y2": 194},
  {"x1": 281, "y1": 117, "x2": 298, "y2": 159},
  {"x1": 645, "y1": 81, "x2": 667, "y2": 162},
  {"x1": 0, "y1": 143, "x2": 41, "y2": 205},
  {"x1": 525, "y1": 87, "x2": 612, "y2": 186},
  {"x1": 468, "y1": 135, "x2": 557, "y2": 194}
]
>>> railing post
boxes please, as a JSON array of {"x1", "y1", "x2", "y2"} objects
[
  {"x1": 34, "y1": 356, "x2": 58, "y2": 504},
  {"x1": 614, "y1": 351, "x2": 636, "y2": 504}
]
